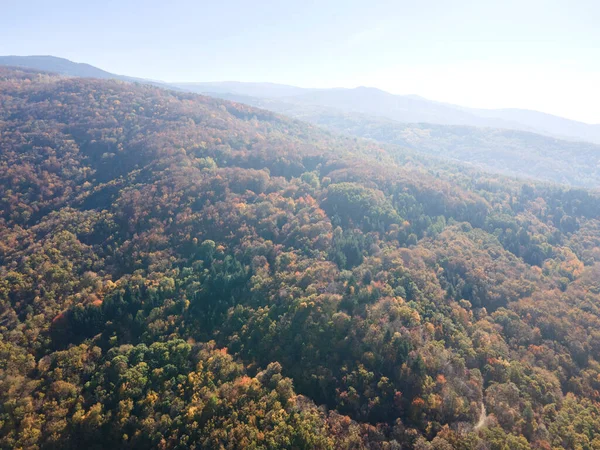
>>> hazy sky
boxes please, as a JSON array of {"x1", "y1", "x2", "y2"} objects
[{"x1": 2, "y1": 0, "x2": 599, "y2": 123}]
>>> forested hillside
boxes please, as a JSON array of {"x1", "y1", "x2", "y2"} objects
[
  {"x1": 176, "y1": 82, "x2": 600, "y2": 145},
  {"x1": 207, "y1": 93, "x2": 600, "y2": 189},
  {"x1": 0, "y1": 56, "x2": 177, "y2": 90},
  {"x1": 292, "y1": 110, "x2": 600, "y2": 189},
  {"x1": 3, "y1": 67, "x2": 600, "y2": 449}
]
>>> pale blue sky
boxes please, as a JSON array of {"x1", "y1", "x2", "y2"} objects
[{"x1": 2, "y1": 0, "x2": 599, "y2": 123}]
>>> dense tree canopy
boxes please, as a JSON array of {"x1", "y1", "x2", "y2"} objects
[{"x1": 3, "y1": 67, "x2": 600, "y2": 449}]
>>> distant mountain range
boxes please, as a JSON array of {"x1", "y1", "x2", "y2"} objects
[
  {"x1": 2, "y1": 55, "x2": 600, "y2": 187},
  {"x1": 174, "y1": 81, "x2": 312, "y2": 98},
  {"x1": 7, "y1": 63, "x2": 600, "y2": 450},
  {"x1": 190, "y1": 92, "x2": 600, "y2": 189},
  {"x1": 177, "y1": 82, "x2": 600, "y2": 145},
  {"x1": 0, "y1": 55, "x2": 119, "y2": 79},
  {"x1": 0, "y1": 55, "x2": 176, "y2": 90},
  {"x1": 305, "y1": 110, "x2": 600, "y2": 189},
  {"x1": 3, "y1": 55, "x2": 598, "y2": 144}
]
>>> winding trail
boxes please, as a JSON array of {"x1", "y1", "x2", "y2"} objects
[{"x1": 474, "y1": 403, "x2": 487, "y2": 430}]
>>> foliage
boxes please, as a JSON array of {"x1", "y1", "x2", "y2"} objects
[{"x1": 2, "y1": 67, "x2": 600, "y2": 448}]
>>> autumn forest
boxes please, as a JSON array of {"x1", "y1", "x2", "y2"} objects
[{"x1": 3, "y1": 67, "x2": 600, "y2": 449}]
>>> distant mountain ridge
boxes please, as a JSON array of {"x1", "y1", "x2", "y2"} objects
[
  {"x1": 6, "y1": 64, "x2": 600, "y2": 450},
  {"x1": 175, "y1": 81, "x2": 314, "y2": 98},
  {"x1": 192, "y1": 91, "x2": 600, "y2": 189},
  {"x1": 3, "y1": 55, "x2": 600, "y2": 188},
  {"x1": 0, "y1": 55, "x2": 118, "y2": 78},
  {"x1": 2, "y1": 55, "x2": 598, "y2": 144},
  {"x1": 282, "y1": 86, "x2": 527, "y2": 129},
  {"x1": 174, "y1": 81, "x2": 600, "y2": 144},
  {"x1": 461, "y1": 106, "x2": 600, "y2": 146},
  {"x1": 0, "y1": 55, "x2": 176, "y2": 90}
]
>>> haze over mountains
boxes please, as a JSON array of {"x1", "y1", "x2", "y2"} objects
[
  {"x1": 3, "y1": 55, "x2": 600, "y2": 189},
  {"x1": 0, "y1": 55, "x2": 120, "y2": 79},
  {"x1": 4, "y1": 56, "x2": 599, "y2": 141},
  {"x1": 179, "y1": 82, "x2": 600, "y2": 145},
  {"x1": 175, "y1": 81, "x2": 311, "y2": 98},
  {"x1": 0, "y1": 55, "x2": 176, "y2": 89},
  {"x1": 5, "y1": 64, "x2": 600, "y2": 449},
  {"x1": 6, "y1": 0, "x2": 600, "y2": 445}
]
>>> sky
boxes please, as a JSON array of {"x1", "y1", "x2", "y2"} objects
[{"x1": 2, "y1": 0, "x2": 599, "y2": 123}]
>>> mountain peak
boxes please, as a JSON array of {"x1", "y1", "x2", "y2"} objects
[{"x1": 0, "y1": 55, "x2": 116, "y2": 78}]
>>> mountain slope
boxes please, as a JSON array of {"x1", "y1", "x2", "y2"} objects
[
  {"x1": 0, "y1": 55, "x2": 175, "y2": 89},
  {"x1": 178, "y1": 81, "x2": 600, "y2": 144},
  {"x1": 295, "y1": 109, "x2": 600, "y2": 188},
  {"x1": 3, "y1": 67, "x2": 600, "y2": 449},
  {"x1": 0, "y1": 55, "x2": 118, "y2": 78},
  {"x1": 286, "y1": 86, "x2": 600, "y2": 143},
  {"x1": 3, "y1": 56, "x2": 598, "y2": 143},
  {"x1": 197, "y1": 92, "x2": 600, "y2": 189},
  {"x1": 174, "y1": 80, "x2": 314, "y2": 98},
  {"x1": 467, "y1": 106, "x2": 600, "y2": 145},
  {"x1": 286, "y1": 86, "x2": 520, "y2": 128}
]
